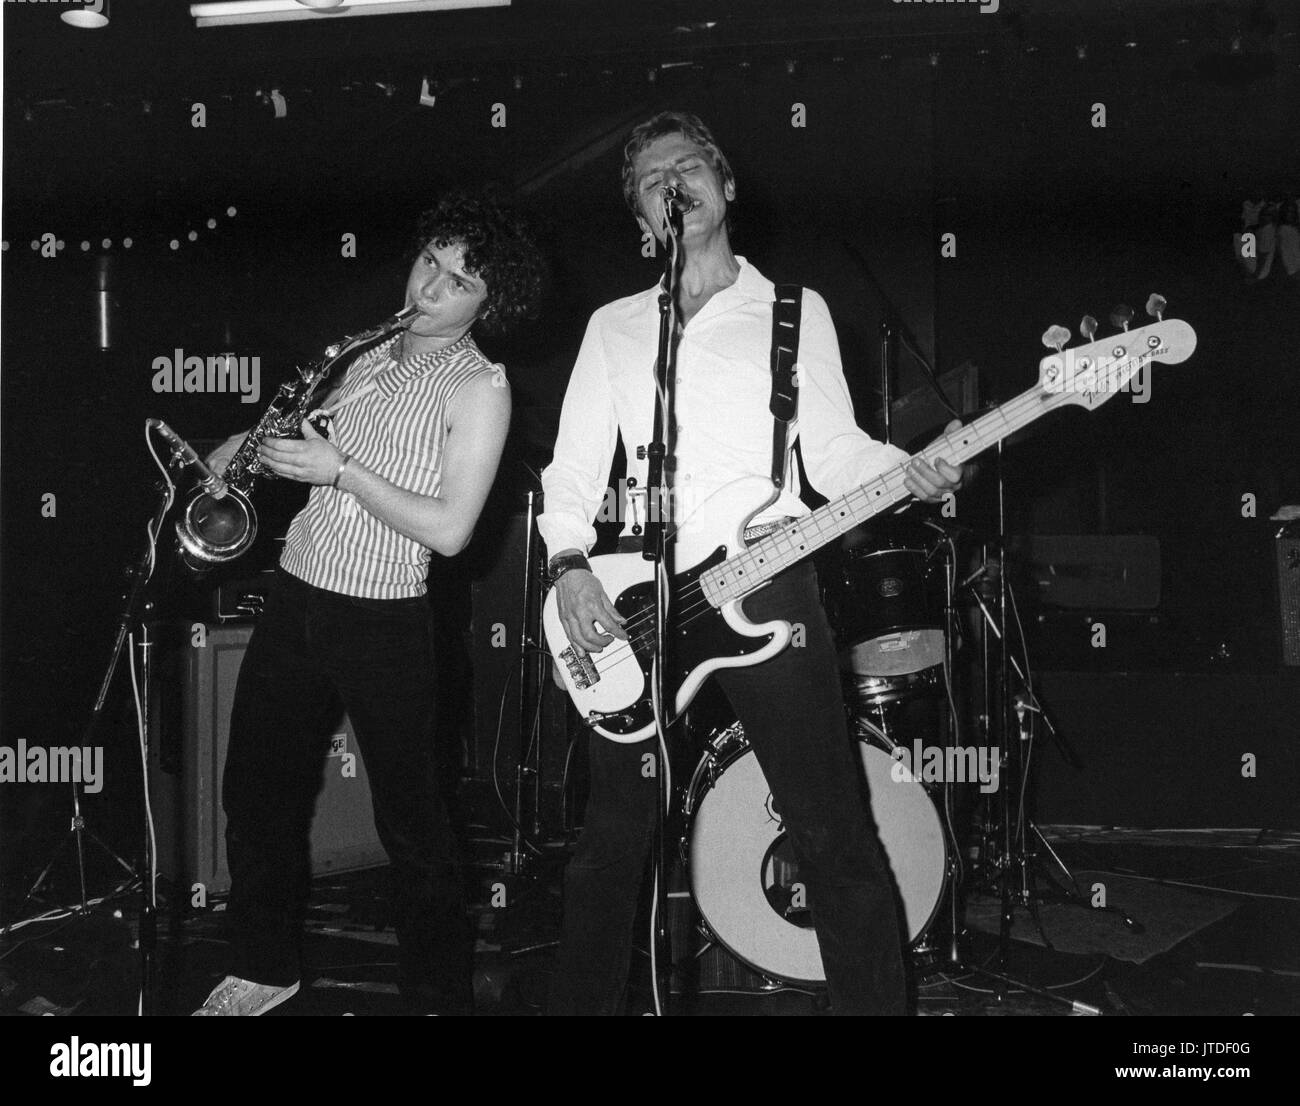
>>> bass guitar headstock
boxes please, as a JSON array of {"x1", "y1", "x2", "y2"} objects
[{"x1": 1038, "y1": 294, "x2": 1196, "y2": 411}]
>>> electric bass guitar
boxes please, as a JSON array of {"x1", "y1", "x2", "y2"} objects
[{"x1": 543, "y1": 306, "x2": 1196, "y2": 742}]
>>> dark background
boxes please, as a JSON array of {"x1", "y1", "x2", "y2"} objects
[{"x1": 2, "y1": 0, "x2": 1297, "y2": 905}]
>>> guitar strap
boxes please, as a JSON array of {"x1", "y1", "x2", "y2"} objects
[{"x1": 769, "y1": 284, "x2": 803, "y2": 489}]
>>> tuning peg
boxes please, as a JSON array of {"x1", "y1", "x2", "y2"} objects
[
  {"x1": 1079, "y1": 315, "x2": 1098, "y2": 341},
  {"x1": 1109, "y1": 304, "x2": 1134, "y2": 331},
  {"x1": 1041, "y1": 324, "x2": 1072, "y2": 351},
  {"x1": 1145, "y1": 293, "x2": 1167, "y2": 320}
]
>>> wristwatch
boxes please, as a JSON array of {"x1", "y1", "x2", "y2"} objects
[{"x1": 548, "y1": 553, "x2": 591, "y2": 587}]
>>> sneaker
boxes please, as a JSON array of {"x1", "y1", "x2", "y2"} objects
[{"x1": 192, "y1": 975, "x2": 300, "y2": 1016}]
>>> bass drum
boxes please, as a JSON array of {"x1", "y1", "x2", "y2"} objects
[{"x1": 684, "y1": 720, "x2": 948, "y2": 984}]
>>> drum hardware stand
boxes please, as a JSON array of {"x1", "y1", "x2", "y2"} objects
[
  {"x1": 962, "y1": 555, "x2": 1142, "y2": 940},
  {"x1": 933, "y1": 444, "x2": 1132, "y2": 1012},
  {"x1": 1003, "y1": 697, "x2": 1143, "y2": 935},
  {"x1": 894, "y1": 445, "x2": 1091, "y2": 1013},
  {"x1": 939, "y1": 522, "x2": 971, "y2": 970},
  {"x1": 965, "y1": 444, "x2": 1068, "y2": 985}
]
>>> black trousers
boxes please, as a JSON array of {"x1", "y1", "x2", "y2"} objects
[
  {"x1": 222, "y1": 569, "x2": 473, "y2": 1014},
  {"x1": 548, "y1": 561, "x2": 908, "y2": 1015}
]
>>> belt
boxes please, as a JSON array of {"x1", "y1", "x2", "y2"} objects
[{"x1": 743, "y1": 516, "x2": 799, "y2": 543}]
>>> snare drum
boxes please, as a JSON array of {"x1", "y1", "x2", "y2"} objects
[
  {"x1": 684, "y1": 719, "x2": 948, "y2": 984},
  {"x1": 841, "y1": 664, "x2": 943, "y2": 711}
]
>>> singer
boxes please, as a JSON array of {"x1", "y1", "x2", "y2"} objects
[
  {"x1": 192, "y1": 192, "x2": 545, "y2": 1016},
  {"x1": 538, "y1": 112, "x2": 965, "y2": 1014}
]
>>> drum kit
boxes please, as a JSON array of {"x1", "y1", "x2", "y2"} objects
[{"x1": 679, "y1": 516, "x2": 977, "y2": 986}]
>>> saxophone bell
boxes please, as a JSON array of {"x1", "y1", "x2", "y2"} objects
[{"x1": 177, "y1": 489, "x2": 258, "y2": 573}]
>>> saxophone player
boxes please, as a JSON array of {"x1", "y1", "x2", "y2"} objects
[{"x1": 193, "y1": 192, "x2": 545, "y2": 1016}]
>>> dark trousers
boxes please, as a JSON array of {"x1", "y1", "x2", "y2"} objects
[
  {"x1": 548, "y1": 561, "x2": 908, "y2": 1015},
  {"x1": 222, "y1": 569, "x2": 473, "y2": 1014}
]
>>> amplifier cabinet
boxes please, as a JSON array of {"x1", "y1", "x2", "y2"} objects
[{"x1": 150, "y1": 623, "x2": 387, "y2": 897}]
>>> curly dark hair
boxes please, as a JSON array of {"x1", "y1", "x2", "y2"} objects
[{"x1": 408, "y1": 190, "x2": 545, "y2": 336}]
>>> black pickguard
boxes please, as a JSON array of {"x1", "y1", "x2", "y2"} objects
[{"x1": 599, "y1": 546, "x2": 776, "y2": 737}]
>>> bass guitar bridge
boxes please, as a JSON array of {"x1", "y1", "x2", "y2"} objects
[{"x1": 560, "y1": 645, "x2": 599, "y2": 689}]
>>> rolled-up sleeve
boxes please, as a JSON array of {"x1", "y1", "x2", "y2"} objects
[
  {"x1": 538, "y1": 314, "x2": 620, "y2": 557},
  {"x1": 795, "y1": 290, "x2": 908, "y2": 498}
]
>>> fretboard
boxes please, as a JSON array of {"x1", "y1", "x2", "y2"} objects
[{"x1": 700, "y1": 382, "x2": 1061, "y2": 606}]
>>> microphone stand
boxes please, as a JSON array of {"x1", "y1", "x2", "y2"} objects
[
  {"x1": 841, "y1": 240, "x2": 960, "y2": 430},
  {"x1": 509, "y1": 489, "x2": 544, "y2": 876},
  {"x1": 14, "y1": 480, "x2": 174, "y2": 1016},
  {"x1": 642, "y1": 198, "x2": 683, "y2": 1015}
]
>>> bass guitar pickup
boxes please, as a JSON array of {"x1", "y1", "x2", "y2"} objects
[{"x1": 559, "y1": 645, "x2": 599, "y2": 689}]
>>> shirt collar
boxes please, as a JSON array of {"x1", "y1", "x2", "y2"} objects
[
  {"x1": 652, "y1": 255, "x2": 770, "y2": 313},
  {"x1": 368, "y1": 331, "x2": 474, "y2": 399},
  {"x1": 730, "y1": 256, "x2": 772, "y2": 302}
]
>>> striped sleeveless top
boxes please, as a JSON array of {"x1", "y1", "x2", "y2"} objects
[{"x1": 280, "y1": 331, "x2": 504, "y2": 598}]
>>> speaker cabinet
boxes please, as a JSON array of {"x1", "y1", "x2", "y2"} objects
[
  {"x1": 150, "y1": 623, "x2": 387, "y2": 896},
  {"x1": 1031, "y1": 671, "x2": 1300, "y2": 828}
]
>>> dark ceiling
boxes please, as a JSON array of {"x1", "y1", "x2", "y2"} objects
[
  {"x1": 5, "y1": 0, "x2": 1292, "y2": 266},
  {"x1": 5, "y1": 0, "x2": 1291, "y2": 106}
]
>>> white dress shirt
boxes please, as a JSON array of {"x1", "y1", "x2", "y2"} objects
[{"x1": 537, "y1": 257, "x2": 908, "y2": 557}]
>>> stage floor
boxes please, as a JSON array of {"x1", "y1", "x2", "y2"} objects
[{"x1": 3, "y1": 828, "x2": 1297, "y2": 1017}]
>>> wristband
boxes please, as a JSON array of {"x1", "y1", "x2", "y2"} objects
[
  {"x1": 332, "y1": 453, "x2": 351, "y2": 488},
  {"x1": 548, "y1": 553, "x2": 590, "y2": 587}
]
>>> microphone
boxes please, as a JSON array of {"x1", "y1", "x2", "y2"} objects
[
  {"x1": 662, "y1": 185, "x2": 694, "y2": 215},
  {"x1": 149, "y1": 419, "x2": 228, "y2": 500}
]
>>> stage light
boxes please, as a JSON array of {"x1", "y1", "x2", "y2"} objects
[
  {"x1": 190, "y1": 0, "x2": 509, "y2": 28},
  {"x1": 61, "y1": 2, "x2": 109, "y2": 29}
]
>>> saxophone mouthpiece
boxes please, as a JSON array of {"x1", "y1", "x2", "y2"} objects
[{"x1": 350, "y1": 305, "x2": 420, "y2": 346}]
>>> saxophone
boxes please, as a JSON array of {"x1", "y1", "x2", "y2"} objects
[{"x1": 175, "y1": 305, "x2": 419, "y2": 570}]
